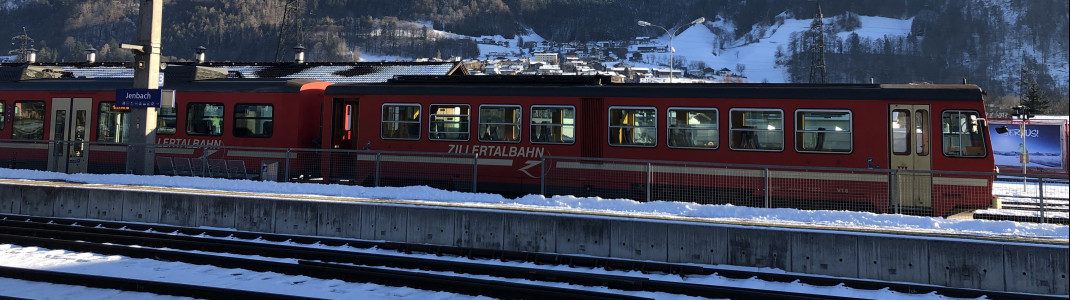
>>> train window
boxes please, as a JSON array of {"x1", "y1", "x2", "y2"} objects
[
  {"x1": 13, "y1": 100, "x2": 45, "y2": 140},
  {"x1": 891, "y1": 110, "x2": 910, "y2": 155},
  {"x1": 429, "y1": 104, "x2": 470, "y2": 141},
  {"x1": 915, "y1": 110, "x2": 929, "y2": 156},
  {"x1": 233, "y1": 104, "x2": 274, "y2": 138},
  {"x1": 381, "y1": 103, "x2": 421, "y2": 140},
  {"x1": 795, "y1": 110, "x2": 852, "y2": 153},
  {"x1": 531, "y1": 105, "x2": 575, "y2": 144},
  {"x1": 97, "y1": 102, "x2": 130, "y2": 143},
  {"x1": 0, "y1": 101, "x2": 5, "y2": 130},
  {"x1": 941, "y1": 111, "x2": 986, "y2": 157},
  {"x1": 609, "y1": 106, "x2": 656, "y2": 147},
  {"x1": 667, "y1": 108, "x2": 717, "y2": 149},
  {"x1": 186, "y1": 103, "x2": 224, "y2": 136},
  {"x1": 157, "y1": 107, "x2": 177, "y2": 135},
  {"x1": 479, "y1": 105, "x2": 520, "y2": 143},
  {"x1": 729, "y1": 109, "x2": 783, "y2": 151}
]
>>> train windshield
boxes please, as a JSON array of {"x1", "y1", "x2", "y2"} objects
[{"x1": 941, "y1": 111, "x2": 987, "y2": 157}]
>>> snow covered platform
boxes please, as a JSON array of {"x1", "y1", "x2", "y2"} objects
[{"x1": 0, "y1": 178, "x2": 1067, "y2": 296}]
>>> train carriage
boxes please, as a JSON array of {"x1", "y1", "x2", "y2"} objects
[
  {"x1": 0, "y1": 65, "x2": 329, "y2": 175},
  {"x1": 322, "y1": 76, "x2": 995, "y2": 216},
  {"x1": 1, "y1": 66, "x2": 995, "y2": 216}
]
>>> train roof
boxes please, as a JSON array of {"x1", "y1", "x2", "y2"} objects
[
  {"x1": 324, "y1": 75, "x2": 985, "y2": 101},
  {"x1": 0, "y1": 61, "x2": 466, "y2": 83},
  {"x1": 0, "y1": 65, "x2": 324, "y2": 93}
]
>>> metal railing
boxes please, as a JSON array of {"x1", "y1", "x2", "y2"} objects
[
  {"x1": 988, "y1": 175, "x2": 1070, "y2": 224},
  {"x1": 2, "y1": 139, "x2": 1066, "y2": 223},
  {"x1": 0, "y1": 139, "x2": 478, "y2": 192},
  {"x1": 540, "y1": 156, "x2": 1068, "y2": 222}
]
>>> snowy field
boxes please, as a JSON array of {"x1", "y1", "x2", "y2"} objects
[{"x1": 1, "y1": 167, "x2": 1066, "y2": 241}]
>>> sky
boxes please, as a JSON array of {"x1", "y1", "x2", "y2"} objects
[{"x1": 0, "y1": 167, "x2": 1067, "y2": 299}]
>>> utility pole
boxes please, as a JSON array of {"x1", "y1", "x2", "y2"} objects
[
  {"x1": 9, "y1": 27, "x2": 33, "y2": 62},
  {"x1": 275, "y1": 0, "x2": 305, "y2": 62},
  {"x1": 808, "y1": 2, "x2": 827, "y2": 84},
  {"x1": 123, "y1": 0, "x2": 163, "y2": 175}
]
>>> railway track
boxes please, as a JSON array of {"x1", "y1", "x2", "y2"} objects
[{"x1": 1, "y1": 214, "x2": 1061, "y2": 300}]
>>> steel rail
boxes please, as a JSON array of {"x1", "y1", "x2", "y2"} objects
[
  {"x1": 0, "y1": 265, "x2": 317, "y2": 300},
  {"x1": 0, "y1": 230, "x2": 642, "y2": 300}
]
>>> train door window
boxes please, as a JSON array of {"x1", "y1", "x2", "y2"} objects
[
  {"x1": 13, "y1": 100, "x2": 45, "y2": 140},
  {"x1": 186, "y1": 103, "x2": 224, "y2": 136},
  {"x1": 157, "y1": 107, "x2": 177, "y2": 135},
  {"x1": 915, "y1": 110, "x2": 929, "y2": 156},
  {"x1": 729, "y1": 109, "x2": 783, "y2": 151},
  {"x1": 531, "y1": 105, "x2": 575, "y2": 144},
  {"x1": 97, "y1": 102, "x2": 130, "y2": 143},
  {"x1": 667, "y1": 108, "x2": 718, "y2": 149},
  {"x1": 233, "y1": 104, "x2": 274, "y2": 138},
  {"x1": 0, "y1": 101, "x2": 5, "y2": 130},
  {"x1": 609, "y1": 106, "x2": 656, "y2": 147},
  {"x1": 795, "y1": 110, "x2": 852, "y2": 153},
  {"x1": 890, "y1": 110, "x2": 910, "y2": 155},
  {"x1": 381, "y1": 103, "x2": 421, "y2": 140},
  {"x1": 479, "y1": 105, "x2": 520, "y2": 143},
  {"x1": 429, "y1": 104, "x2": 470, "y2": 141},
  {"x1": 941, "y1": 110, "x2": 986, "y2": 157}
]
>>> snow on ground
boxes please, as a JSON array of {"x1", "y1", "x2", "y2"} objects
[
  {"x1": 0, "y1": 168, "x2": 1066, "y2": 241},
  {"x1": 0, "y1": 238, "x2": 957, "y2": 300},
  {"x1": 0, "y1": 167, "x2": 1066, "y2": 299}
]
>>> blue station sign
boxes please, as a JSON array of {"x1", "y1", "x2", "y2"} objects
[{"x1": 116, "y1": 88, "x2": 163, "y2": 108}]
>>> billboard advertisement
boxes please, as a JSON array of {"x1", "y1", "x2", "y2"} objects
[{"x1": 988, "y1": 118, "x2": 1068, "y2": 174}]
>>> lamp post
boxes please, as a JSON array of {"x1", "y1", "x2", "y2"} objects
[{"x1": 637, "y1": 17, "x2": 705, "y2": 83}]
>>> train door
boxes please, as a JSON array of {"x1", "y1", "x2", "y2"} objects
[
  {"x1": 889, "y1": 104, "x2": 932, "y2": 212},
  {"x1": 331, "y1": 98, "x2": 360, "y2": 149},
  {"x1": 47, "y1": 98, "x2": 91, "y2": 173}
]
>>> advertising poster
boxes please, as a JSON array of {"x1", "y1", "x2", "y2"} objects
[{"x1": 988, "y1": 119, "x2": 1068, "y2": 174}]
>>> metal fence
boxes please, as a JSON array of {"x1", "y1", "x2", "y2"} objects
[
  {"x1": 2, "y1": 139, "x2": 1066, "y2": 223},
  {"x1": 541, "y1": 156, "x2": 1069, "y2": 222},
  {"x1": 986, "y1": 175, "x2": 1070, "y2": 224},
  {"x1": 0, "y1": 139, "x2": 478, "y2": 192}
]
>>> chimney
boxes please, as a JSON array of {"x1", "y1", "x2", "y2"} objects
[
  {"x1": 195, "y1": 46, "x2": 207, "y2": 64},
  {"x1": 293, "y1": 44, "x2": 305, "y2": 64},
  {"x1": 85, "y1": 46, "x2": 97, "y2": 64},
  {"x1": 27, "y1": 47, "x2": 37, "y2": 64}
]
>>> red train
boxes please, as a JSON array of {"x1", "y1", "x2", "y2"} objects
[{"x1": 1, "y1": 66, "x2": 995, "y2": 216}]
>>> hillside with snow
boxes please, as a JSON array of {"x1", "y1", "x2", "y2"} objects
[
  {"x1": 2, "y1": 0, "x2": 1066, "y2": 109},
  {"x1": 471, "y1": 14, "x2": 918, "y2": 83}
]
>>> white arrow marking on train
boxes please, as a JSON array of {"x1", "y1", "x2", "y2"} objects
[{"x1": 518, "y1": 160, "x2": 542, "y2": 178}]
